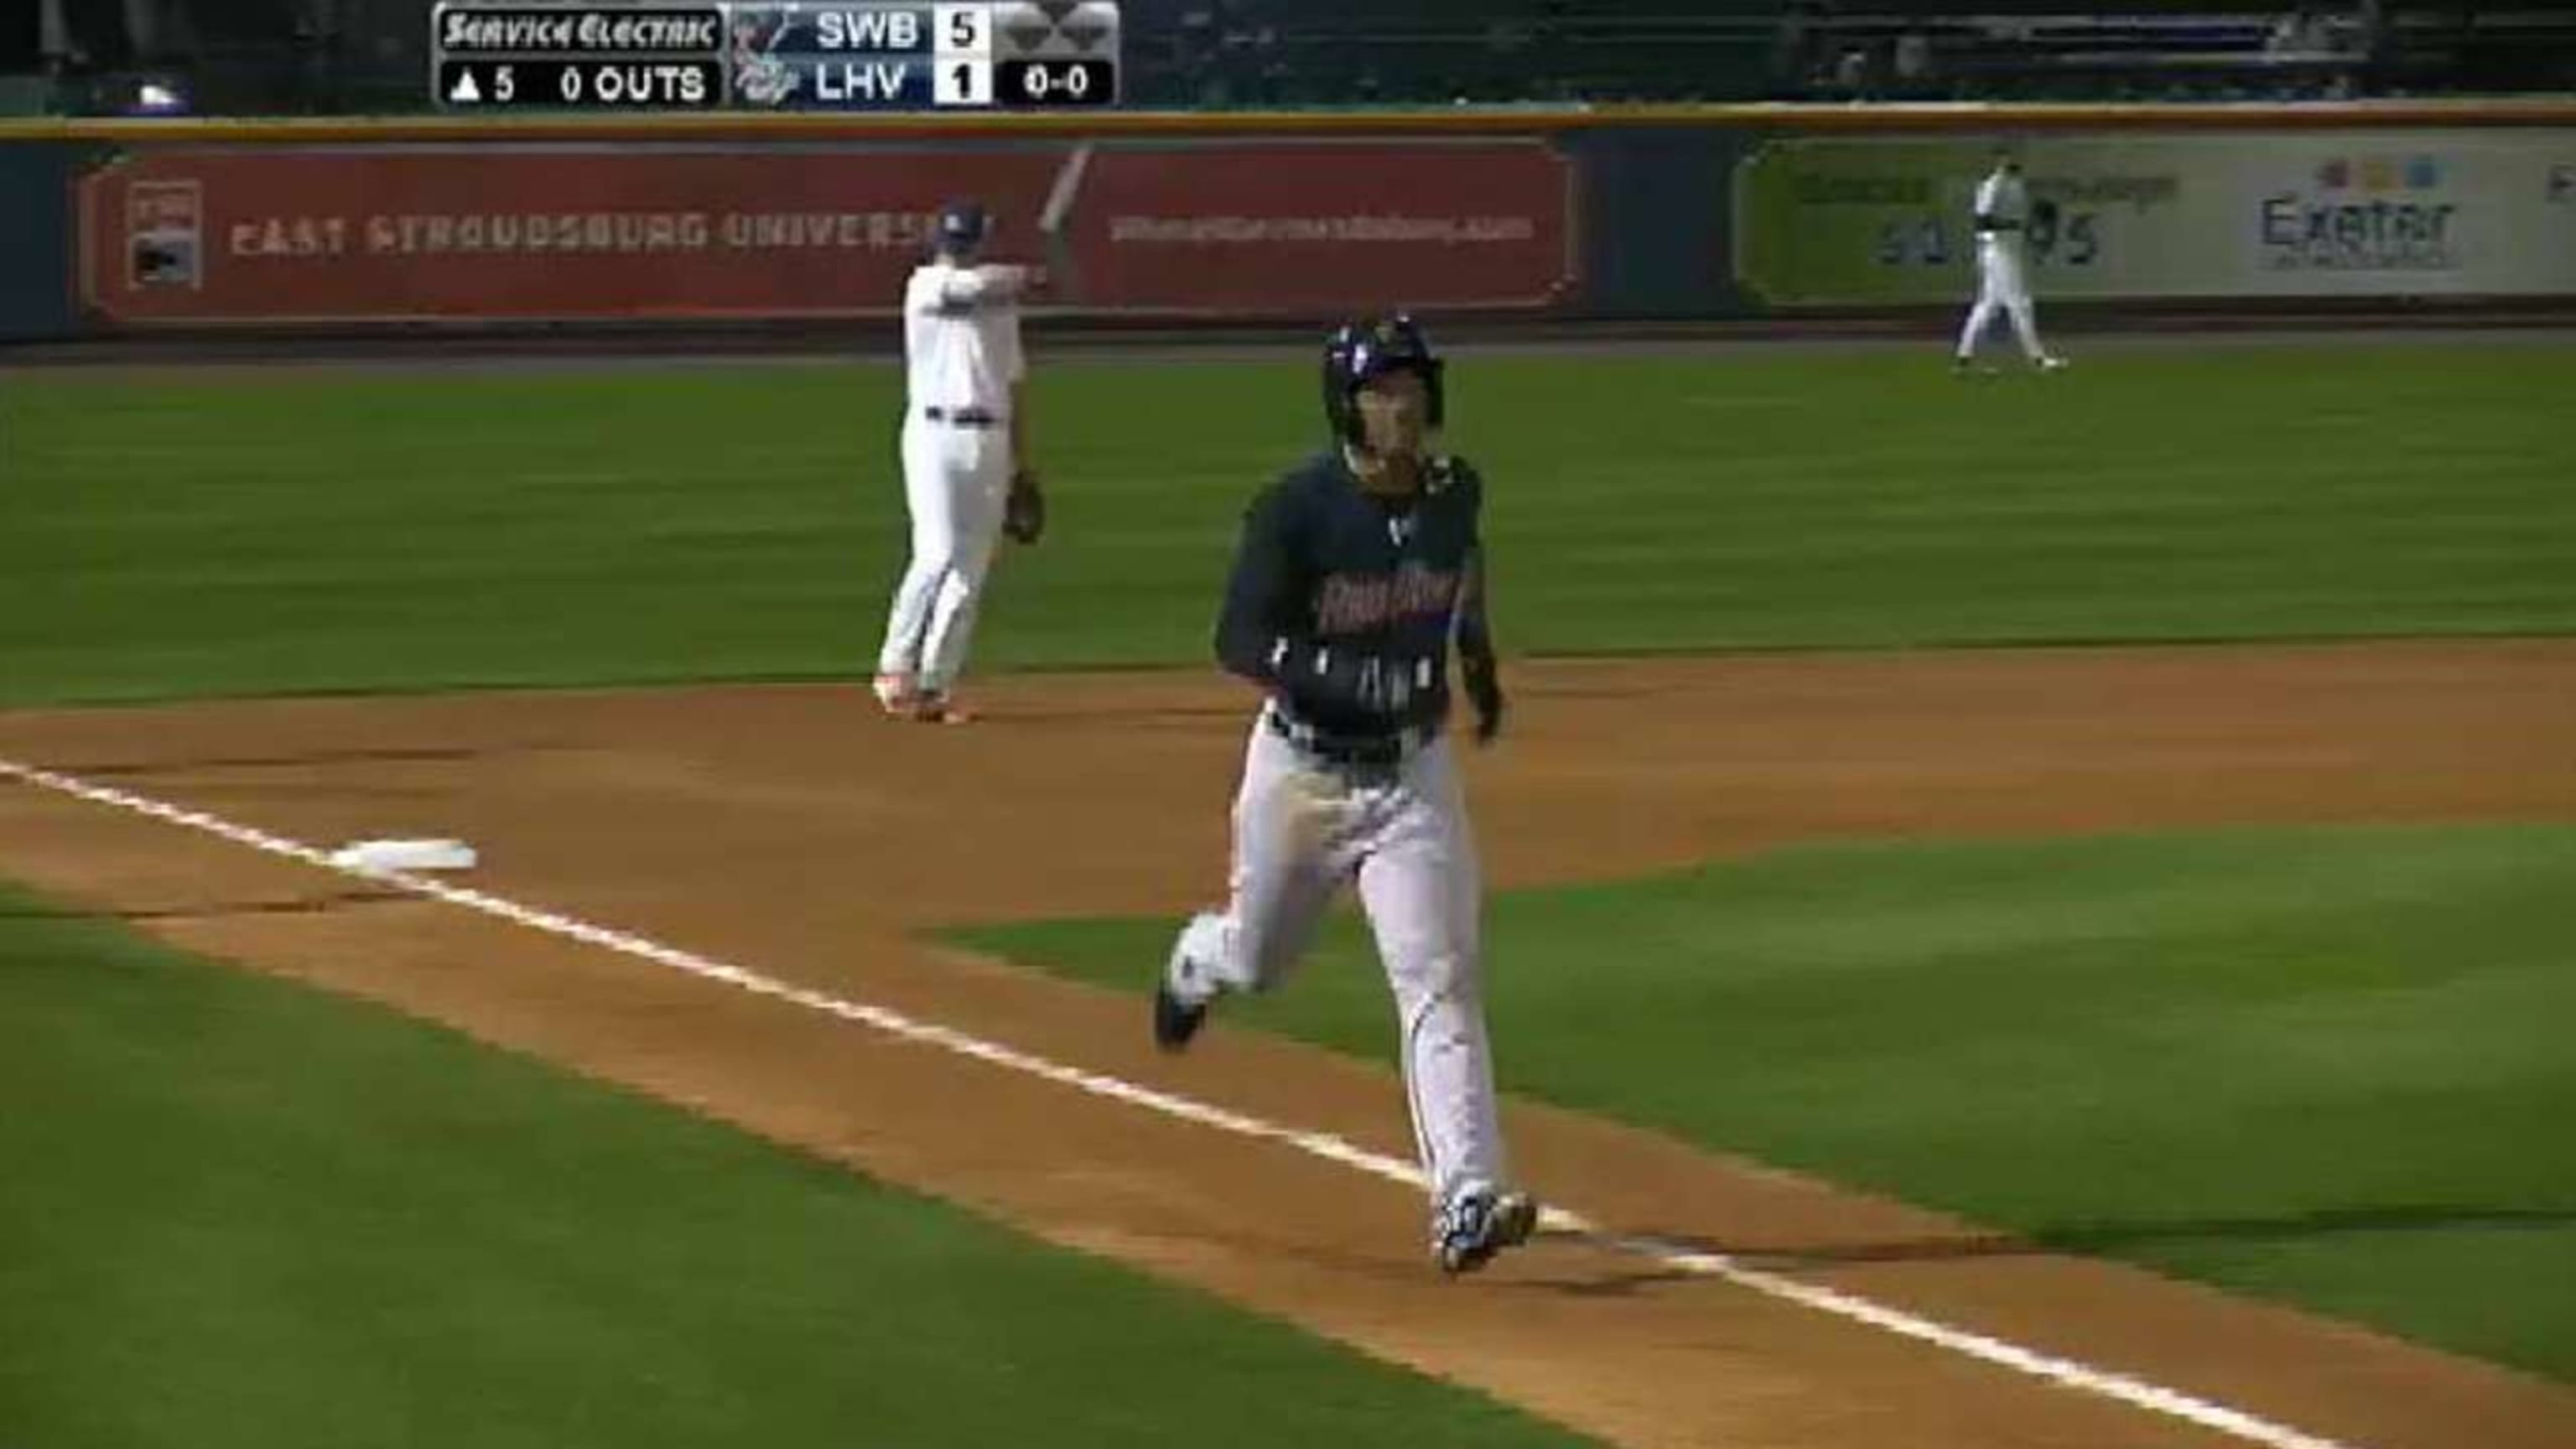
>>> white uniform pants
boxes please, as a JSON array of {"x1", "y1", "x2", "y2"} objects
[
  {"x1": 1956, "y1": 240, "x2": 2048, "y2": 361},
  {"x1": 877, "y1": 415, "x2": 1011, "y2": 693},
  {"x1": 1171, "y1": 714, "x2": 1507, "y2": 1209}
]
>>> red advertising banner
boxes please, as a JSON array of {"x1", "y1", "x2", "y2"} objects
[{"x1": 75, "y1": 139, "x2": 1574, "y2": 325}]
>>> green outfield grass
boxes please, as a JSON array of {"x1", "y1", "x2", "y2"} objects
[
  {"x1": 955, "y1": 823, "x2": 2576, "y2": 1383},
  {"x1": 0, "y1": 884, "x2": 1596, "y2": 1449},
  {"x1": 5, "y1": 342, "x2": 2573, "y2": 705}
]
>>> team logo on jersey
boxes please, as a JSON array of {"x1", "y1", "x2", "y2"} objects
[{"x1": 1317, "y1": 562, "x2": 1459, "y2": 633}]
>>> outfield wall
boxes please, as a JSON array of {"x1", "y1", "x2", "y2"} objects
[
  {"x1": 2, "y1": 101, "x2": 2572, "y2": 341},
  {"x1": 0, "y1": 143, "x2": 77, "y2": 341}
]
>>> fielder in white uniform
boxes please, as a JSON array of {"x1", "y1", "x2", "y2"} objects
[
  {"x1": 874, "y1": 199, "x2": 1036, "y2": 723},
  {"x1": 1955, "y1": 153, "x2": 2068, "y2": 373}
]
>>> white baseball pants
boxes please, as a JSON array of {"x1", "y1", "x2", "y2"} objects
[
  {"x1": 1956, "y1": 240, "x2": 2049, "y2": 362},
  {"x1": 877, "y1": 414, "x2": 1011, "y2": 694}
]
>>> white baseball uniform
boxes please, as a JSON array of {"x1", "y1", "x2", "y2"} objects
[
  {"x1": 876, "y1": 259, "x2": 1029, "y2": 698},
  {"x1": 1955, "y1": 164, "x2": 2059, "y2": 366}
]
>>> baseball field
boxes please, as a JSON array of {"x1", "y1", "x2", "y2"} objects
[{"x1": 3, "y1": 335, "x2": 2572, "y2": 1448}]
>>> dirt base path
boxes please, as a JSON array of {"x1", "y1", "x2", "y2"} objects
[{"x1": 4, "y1": 641, "x2": 2572, "y2": 1449}]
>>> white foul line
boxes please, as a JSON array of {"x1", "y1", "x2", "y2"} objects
[{"x1": 0, "y1": 754, "x2": 2358, "y2": 1449}]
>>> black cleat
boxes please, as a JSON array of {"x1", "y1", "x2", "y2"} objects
[
  {"x1": 1433, "y1": 1190, "x2": 1540, "y2": 1275},
  {"x1": 1153, "y1": 981, "x2": 1208, "y2": 1052}
]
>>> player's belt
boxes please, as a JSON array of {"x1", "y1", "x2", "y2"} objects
[
  {"x1": 923, "y1": 406, "x2": 1002, "y2": 428},
  {"x1": 1265, "y1": 704, "x2": 1435, "y2": 770}
]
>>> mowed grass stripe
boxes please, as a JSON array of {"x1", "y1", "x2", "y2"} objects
[{"x1": 5, "y1": 345, "x2": 2573, "y2": 704}]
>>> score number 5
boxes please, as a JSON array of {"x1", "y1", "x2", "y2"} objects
[
  {"x1": 934, "y1": 2, "x2": 992, "y2": 103},
  {"x1": 935, "y1": 3, "x2": 990, "y2": 53}
]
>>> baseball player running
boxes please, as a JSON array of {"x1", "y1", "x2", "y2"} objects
[
  {"x1": 1955, "y1": 150, "x2": 2069, "y2": 373},
  {"x1": 1154, "y1": 315, "x2": 1539, "y2": 1276},
  {"x1": 874, "y1": 199, "x2": 1046, "y2": 724}
]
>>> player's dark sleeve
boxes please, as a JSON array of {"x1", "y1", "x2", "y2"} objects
[
  {"x1": 1448, "y1": 463, "x2": 1494, "y2": 662},
  {"x1": 1213, "y1": 482, "x2": 1297, "y2": 682},
  {"x1": 1453, "y1": 471, "x2": 1505, "y2": 740},
  {"x1": 1214, "y1": 480, "x2": 1420, "y2": 722},
  {"x1": 1457, "y1": 546, "x2": 1496, "y2": 667}
]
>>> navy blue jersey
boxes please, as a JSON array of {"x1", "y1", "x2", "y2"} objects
[{"x1": 1215, "y1": 449, "x2": 1493, "y2": 737}]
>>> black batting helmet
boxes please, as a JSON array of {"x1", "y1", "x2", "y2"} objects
[
  {"x1": 1322, "y1": 314, "x2": 1445, "y2": 445},
  {"x1": 935, "y1": 198, "x2": 990, "y2": 255}
]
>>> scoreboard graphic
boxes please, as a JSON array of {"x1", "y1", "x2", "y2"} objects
[{"x1": 433, "y1": 2, "x2": 1119, "y2": 112}]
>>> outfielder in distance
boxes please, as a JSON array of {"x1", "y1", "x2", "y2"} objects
[
  {"x1": 1954, "y1": 149, "x2": 2070, "y2": 374},
  {"x1": 873, "y1": 198, "x2": 1046, "y2": 724},
  {"x1": 1154, "y1": 314, "x2": 1540, "y2": 1276}
]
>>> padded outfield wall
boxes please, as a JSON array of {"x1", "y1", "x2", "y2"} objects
[{"x1": 0, "y1": 101, "x2": 2571, "y2": 341}]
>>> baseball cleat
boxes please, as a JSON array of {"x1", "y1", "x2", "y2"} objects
[
  {"x1": 1156, "y1": 935, "x2": 1218, "y2": 1051},
  {"x1": 2038, "y1": 355, "x2": 2070, "y2": 372},
  {"x1": 872, "y1": 673, "x2": 918, "y2": 716},
  {"x1": 1432, "y1": 1189, "x2": 1539, "y2": 1275},
  {"x1": 907, "y1": 692, "x2": 974, "y2": 724},
  {"x1": 1153, "y1": 980, "x2": 1208, "y2": 1052}
]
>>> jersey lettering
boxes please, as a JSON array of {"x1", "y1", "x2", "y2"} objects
[{"x1": 1315, "y1": 562, "x2": 1461, "y2": 634}]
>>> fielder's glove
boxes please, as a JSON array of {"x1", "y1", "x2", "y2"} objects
[
  {"x1": 1003, "y1": 466, "x2": 1046, "y2": 545},
  {"x1": 1462, "y1": 654, "x2": 1506, "y2": 746}
]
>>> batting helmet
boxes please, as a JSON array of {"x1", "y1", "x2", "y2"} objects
[
  {"x1": 935, "y1": 199, "x2": 990, "y2": 255},
  {"x1": 1322, "y1": 314, "x2": 1446, "y2": 446}
]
